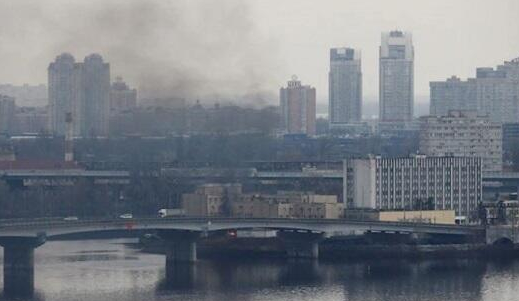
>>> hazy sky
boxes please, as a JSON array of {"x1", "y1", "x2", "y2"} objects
[{"x1": 0, "y1": 0, "x2": 518, "y2": 104}]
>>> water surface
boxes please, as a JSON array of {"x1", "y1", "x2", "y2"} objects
[{"x1": 0, "y1": 239, "x2": 518, "y2": 301}]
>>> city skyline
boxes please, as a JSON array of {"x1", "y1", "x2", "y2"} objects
[
  {"x1": 0, "y1": 2, "x2": 518, "y2": 301},
  {"x1": 0, "y1": 0, "x2": 517, "y2": 104}
]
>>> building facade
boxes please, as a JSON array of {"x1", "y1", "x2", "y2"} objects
[
  {"x1": 343, "y1": 155, "x2": 482, "y2": 219},
  {"x1": 379, "y1": 31, "x2": 414, "y2": 123},
  {"x1": 182, "y1": 184, "x2": 242, "y2": 217},
  {"x1": 429, "y1": 58, "x2": 519, "y2": 123},
  {"x1": 77, "y1": 54, "x2": 110, "y2": 137},
  {"x1": 14, "y1": 106, "x2": 49, "y2": 134},
  {"x1": 476, "y1": 61, "x2": 519, "y2": 124},
  {"x1": 110, "y1": 77, "x2": 137, "y2": 116},
  {"x1": 430, "y1": 76, "x2": 477, "y2": 116},
  {"x1": 419, "y1": 111, "x2": 502, "y2": 173},
  {"x1": 48, "y1": 53, "x2": 110, "y2": 137},
  {"x1": 0, "y1": 95, "x2": 15, "y2": 134},
  {"x1": 182, "y1": 184, "x2": 343, "y2": 219},
  {"x1": 48, "y1": 53, "x2": 77, "y2": 136},
  {"x1": 232, "y1": 192, "x2": 343, "y2": 219},
  {"x1": 343, "y1": 209, "x2": 456, "y2": 224},
  {"x1": 329, "y1": 48, "x2": 362, "y2": 128},
  {"x1": 280, "y1": 76, "x2": 316, "y2": 136},
  {"x1": 503, "y1": 123, "x2": 519, "y2": 159}
]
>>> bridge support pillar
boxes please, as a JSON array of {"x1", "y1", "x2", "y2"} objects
[
  {"x1": 162, "y1": 261, "x2": 196, "y2": 290},
  {"x1": 158, "y1": 230, "x2": 200, "y2": 264},
  {"x1": 165, "y1": 239, "x2": 197, "y2": 263},
  {"x1": 278, "y1": 231, "x2": 324, "y2": 259},
  {"x1": 0, "y1": 236, "x2": 46, "y2": 298},
  {"x1": 157, "y1": 230, "x2": 199, "y2": 286}
]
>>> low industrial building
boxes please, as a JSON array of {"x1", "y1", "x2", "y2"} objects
[
  {"x1": 181, "y1": 183, "x2": 242, "y2": 217},
  {"x1": 480, "y1": 199, "x2": 519, "y2": 226},
  {"x1": 343, "y1": 209, "x2": 456, "y2": 225},
  {"x1": 182, "y1": 184, "x2": 344, "y2": 219},
  {"x1": 378, "y1": 210, "x2": 456, "y2": 224}
]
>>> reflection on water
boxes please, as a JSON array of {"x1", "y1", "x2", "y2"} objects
[{"x1": 0, "y1": 239, "x2": 518, "y2": 301}]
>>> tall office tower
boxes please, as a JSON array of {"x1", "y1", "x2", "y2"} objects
[
  {"x1": 280, "y1": 76, "x2": 316, "y2": 136},
  {"x1": 77, "y1": 54, "x2": 110, "y2": 137},
  {"x1": 109, "y1": 76, "x2": 137, "y2": 116},
  {"x1": 0, "y1": 95, "x2": 15, "y2": 134},
  {"x1": 429, "y1": 58, "x2": 519, "y2": 123},
  {"x1": 379, "y1": 31, "x2": 414, "y2": 123},
  {"x1": 48, "y1": 53, "x2": 77, "y2": 136},
  {"x1": 329, "y1": 48, "x2": 362, "y2": 129},
  {"x1": 419, "y1": 111, "x2": 502, "y2": 173}
]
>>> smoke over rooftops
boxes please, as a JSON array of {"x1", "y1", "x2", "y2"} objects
[{"x1": 0, "y1": 0, "x2": 284, "y2": 104}]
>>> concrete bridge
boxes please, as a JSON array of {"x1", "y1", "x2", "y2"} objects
[
  {"x1": 0, "y1": 217, "x2": 483, "y2": 297},
  {"x1": 485, "y1": 225, "x2": 519, "y2": 245}
]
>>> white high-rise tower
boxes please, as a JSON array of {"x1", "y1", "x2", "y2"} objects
[{"x1": 379, "y1": 31, "x2": 414, "y2": 123}]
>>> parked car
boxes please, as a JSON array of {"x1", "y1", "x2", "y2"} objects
[
  {"x1": 63, "y1": 216, "x2": 79, "y2": 221},
  {"x1": 119, "y1": 213, "x2": 133, "y2": 219}
]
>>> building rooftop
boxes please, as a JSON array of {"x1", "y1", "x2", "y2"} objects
[
  {"x1": 389, "y1": 30, "x2": 404, "y2": 37},
  {"x1": 0, "y1": 160, "x2": 82, "y2": 171}
]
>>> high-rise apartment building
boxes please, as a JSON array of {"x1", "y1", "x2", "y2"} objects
[
  {"x1": 77, "y1": 54, "x2": 110, "y2": 137},
  {"x1": 329, "y1": 48, "x2": 362, "y2": 128},
  {"x1": 110, "y1": 77, "x2": 137, "y2": 116},
  {"x1": 475, "y1": 59, "x2": 519, "y2": 124},
  {"x1": 48, "y1": 53, "x2": 76, "y2": 136},
  {"x1": 419, "y1": 111, "x2": 502, "y2": 173},
  {"x1": 280, "y1": 76, "x2": 316, "y2": 136},
  {"x1": 379, "y1": 31, "x2": 414, "y2": 122},
  {"x1": 0, "y1": 95, "x2": 15, "y2": 134},
  {"x1": 430, "y1": 76, "x2": 477, "y2": 116},
  {"x1": 430, "y1": 58, "x2": 519, "y2": 123},
  {"x1": 48, "y1": 53, "x2": 110, "y2": 137},
  {"x1": 343, "y1": 155, "x2": 482, "y2": 219}
]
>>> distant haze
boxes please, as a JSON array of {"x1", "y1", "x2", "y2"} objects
[
  {"x1": 0, "y1": 0, "x2": 518, "y2": 106},
  {"x1": 316, "y1": 95, "x2": 430, "y2": 119}
]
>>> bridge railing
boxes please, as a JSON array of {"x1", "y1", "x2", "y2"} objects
[{"x1": 0, "y1": 216, "x2": 485, "y2": 232}]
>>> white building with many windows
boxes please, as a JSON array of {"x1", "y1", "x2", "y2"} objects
[
  {"x1": 419, "y1": 110, "x2": 502, "y2": 173},
  {"x1": 343, "y1": 155, "x2": 482, "y2": 219}
]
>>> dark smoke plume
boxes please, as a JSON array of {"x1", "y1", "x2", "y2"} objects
[{"x1": 0, "y1": 0, "x2": 283, "y2": 105}]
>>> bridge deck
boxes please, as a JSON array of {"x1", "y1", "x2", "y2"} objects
[{"x1": 0, "y1": 217, "x2": 484, "y2": 238}]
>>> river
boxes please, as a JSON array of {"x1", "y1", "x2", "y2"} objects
[{"x1": 0, "y1": 239, "x2": 518, "y2": 301}]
